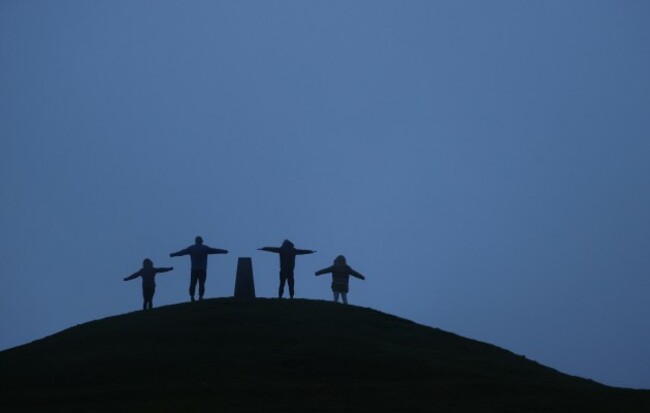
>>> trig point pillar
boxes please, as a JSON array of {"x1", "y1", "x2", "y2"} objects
[{"x1": 234, "y1": 257, "x2": 256, "y2": 299}]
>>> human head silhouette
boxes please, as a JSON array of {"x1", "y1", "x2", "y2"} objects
[
  {"x1": 334, "y1": 255, "x2": 346, "y2": 266},
  {"x1": 195, "y1": 236, "x2": 203, "y2": 245},
  {"x1": 282, "y1": 239, "x2": 294, "y2": 248},
  {"x1": 143, "y1": 258, "x2": 153, "y2": 268}
]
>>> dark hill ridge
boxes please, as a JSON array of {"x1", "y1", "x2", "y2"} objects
[{"x1": 0, "y1": 299, "x2": 648, "y2": 412}]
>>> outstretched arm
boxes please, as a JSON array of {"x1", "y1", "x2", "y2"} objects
[
  {"x1": 155, "y1": 267, "x2": 174, "y2": 274},
  {"x1": 123, "y1": 270, "x2": 142, "y2": 281},
  {"x1": 170, "y1": 248, "x2": 189, "y2": 257},
  {"x1": 258, "y1": 247, "x2": 281, "y2": 253},
  {"x1": 207, "y1": 247, "x2": 228, "y2": 255},
  {"x1": 315, "y1": 266, "x2": 334, "y2": 276},
  {"x1": 349, "y1": 267, "x2": 365, "y2": 280},
  {"x1": 295, "y1": 249, "x2": 316, "y2": 255}
]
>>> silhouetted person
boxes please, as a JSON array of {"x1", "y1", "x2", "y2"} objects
[
  {"x1": 258, "y1": 239, "x2": 315, "y2": 299},
  {"x1": 170, "y1": 236, "x2": 228, "y2": 302},
  {"x1": 315, "y1": 255, "x2": 365, "y2": 304},
  {"x1": 123, "y1": 258, "x2": 174, "y2": 310}
]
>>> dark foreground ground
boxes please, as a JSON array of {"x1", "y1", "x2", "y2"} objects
[{"x1": 1, "y1": 298, "x2": 648, "y2": 412}]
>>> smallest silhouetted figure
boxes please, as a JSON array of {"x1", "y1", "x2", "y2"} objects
[
  {"x1": 315, "y1": 255, "x2": 365, "y2": 305},
  {"x1": 124, "y1": 259, "x2": 173, "y2": 310}
]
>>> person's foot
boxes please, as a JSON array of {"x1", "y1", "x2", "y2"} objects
[
  {"x1": 199, "y1": 296, "x2": 204, "y2": 301},
  {"x1": 191, "y1": 297, "x2": 196, "y2": 303}
]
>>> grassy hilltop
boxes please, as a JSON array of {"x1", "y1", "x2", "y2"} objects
[{"x1": 0, "y1": 298, "x2": 648, "y2": 412}]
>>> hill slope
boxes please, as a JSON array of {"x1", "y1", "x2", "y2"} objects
[{"x1": 1, "y1": 298, "x2": 648, "y2": 412}]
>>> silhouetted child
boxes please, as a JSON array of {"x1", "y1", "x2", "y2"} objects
[
  {"x1": 258, "y1": 239, "x2": 316, "y2": 298},
  {"x1": 123, "y1": 259, "x2": 173, "y2": 310},
  {"x1": 315, "y1": 255, "x2": 365, "y2": 304}
]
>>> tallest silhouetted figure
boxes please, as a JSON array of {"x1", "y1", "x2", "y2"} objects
[
  {"x1": 258, "y1": 239, "x2": 315, "y2": 299},
  {"x1": 170, "y1": 236, "x2": 228, "y2": 302}
]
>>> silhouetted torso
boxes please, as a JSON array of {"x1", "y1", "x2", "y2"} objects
[
  {"x1": 262, "y1": 246, "x2": 300, "y2": 273},
  {"x1": 318, "y1": 264, "x2": 360, "y2": 292},
  {"x1": 172, "y1": 244, "x2": 227, "y2": 270},
  {"x1": 125, "y1": 266, "x2": 171, "y2": 289},
  {"x1": 138, "y1": 267, "x2": 158, "y2": 289},
  {"x1": 259, "y1": 244, "x2": 315, "y2": 274}
]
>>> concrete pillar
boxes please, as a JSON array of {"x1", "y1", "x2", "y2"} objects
[{"x1": 234, "y1": 257, "x2": 256, "y2": 299}]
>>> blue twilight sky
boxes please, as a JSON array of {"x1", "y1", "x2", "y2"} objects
[{"x1": 1, "y1": 1, "x2": 649, "y2": 388}]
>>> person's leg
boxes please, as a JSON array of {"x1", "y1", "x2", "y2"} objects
[
  {"x1": 142, "y1": 288, "x2": 150, "y2": 310},
  {"x1": 143, "y1": 287, "x2": 154, "y2": 310},
  {"x1": 287, "y1": 272, "x2": 295, "y2": 299},
  {"x1": 342, "y1": 293, "x2": 348, "y2": 305},
  {"x1": 198, "y1": 270, "x2": 207, "y2": 300},
  {"x1": 189, "y1": 270, "x2": 199, "y2": 301},
  {"x1": 333, "y1": 291, "x2": 340, "y2": 303},
  {"x1": 278, "y1": 272, "x2": 286, "y2": 298},
  {"x1": 148, "y1": 286, "x2": 155, "y2": 309}
]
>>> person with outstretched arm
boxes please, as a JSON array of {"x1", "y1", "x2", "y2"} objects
[
  {"x1": 123, "y1": 259, "x2": 174, "y2": 310},
  {"x1": 257, "y1": 239, "x2": 316, "y2": 299},
  {"x1": 315, "y1": 255, "x2": 365, "y2": 305},
  {"x1": 170, "y1": 236, "x2": 228, "y2": 302}
]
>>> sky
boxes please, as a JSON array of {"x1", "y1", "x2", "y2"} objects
[{"x1": 1, "y1": 0, "x2": 649, "y2": 389}]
